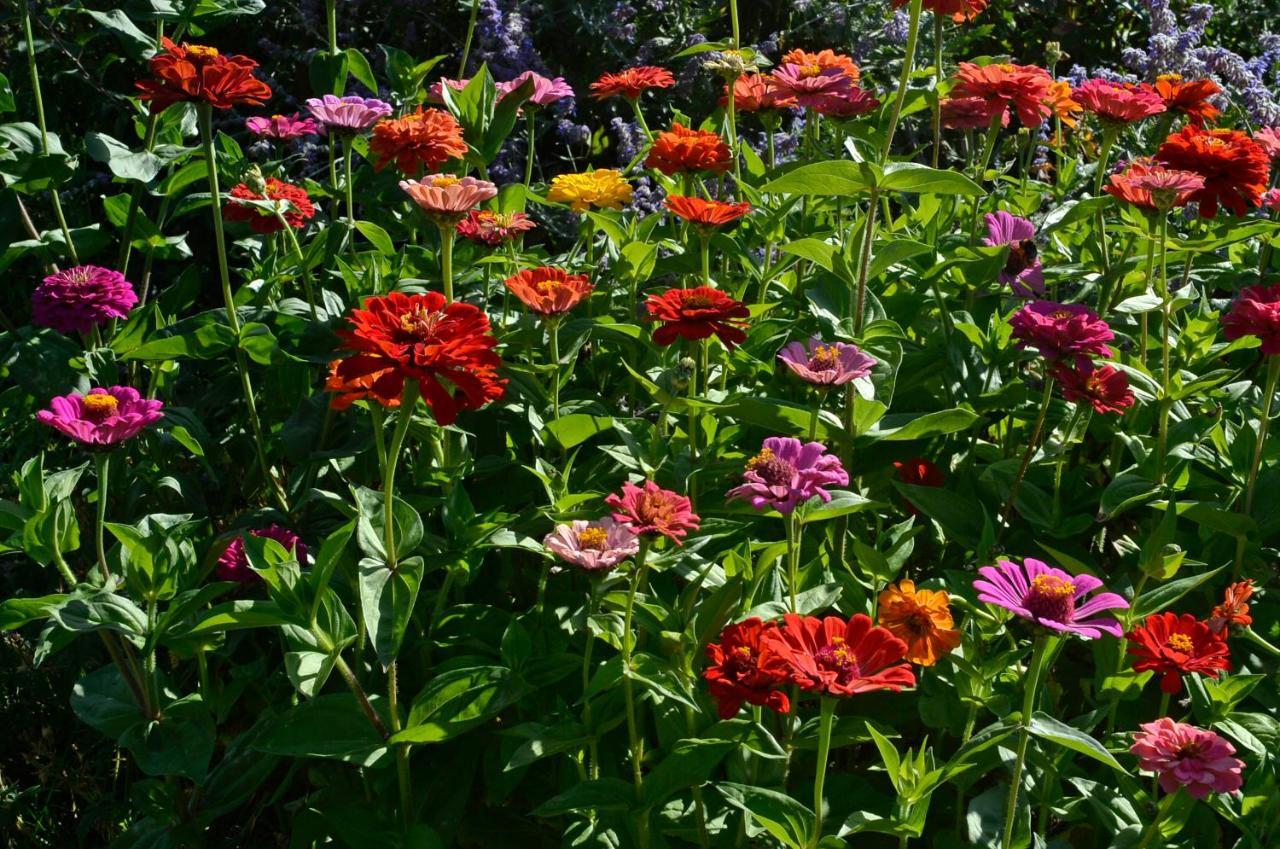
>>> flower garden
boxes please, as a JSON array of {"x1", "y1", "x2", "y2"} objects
[{"x1": 3, "y1": 0, "x2": 1280, "y2": 846}]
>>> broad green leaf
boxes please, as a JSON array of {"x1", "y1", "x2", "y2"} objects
[
  {"x1": 760, "y1": 160, "x2": 879, "y2": 197},
  {"x1": 1028, "y1": 712, "x2": 1125, "y2": 771}
]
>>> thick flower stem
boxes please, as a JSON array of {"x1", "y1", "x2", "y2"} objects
[
  {"x1": 931, "y1": 13, "x2": 945, "y2": 169},
  {"x1": 1155, "y1": 214, "x2": 1172, "y2": 483},
  {"x1": 785, "y1": 511, "x2": 801, "y2": 611},
  {"x1": 621, "y1": 539, "x2": 651, "y2": 830},
  {"x1": 1001, "y1": 634, "x2": 1052, "y2": 849},
  {"x1": 388, "y1": 659, "x2": 412, "y2": 828},
  {"x1": 275, "y1": 211, "x2": 319, "y2": 320},
  {"x1": 21, "y1": 1, "x2": 78, "y2": 265},
  {"x1": 439, "y1": 225, "x2": 456, "y2": 302},
  {"x1": 726, "y1": 84, "x2": 742, "y2": 187},
  {"x1": 1134, "y1": 790, "x2": 1179, "y2": 849},
  {"x1": 997, "y1": 377, "x2": 1055, "y2": 538},
  {"x1": 853, "y1": 189, "x2": 881, "y2": 336},
  {"x1": 343, "y1": 136, "x2": 357, "y2": 256},
  {"x1": 729, "y1": 0, "x2": 740, "y2": 48},
  {"x1": 333, "y1": 655, "x2": 388, "y2": 739},
  {"x1": 881, "y1": 0, "x2": 923, "y2": 164},
  {"x1": 699, "y1": 234, "x2": 712, "y2": 286},
  {"x1": 580, "y1": 582, "x2": 600, "y2": 779},
  {"x1": 324, "y1": 0, "x2": 338, "y2": 55},
  {"x1": 524, "y1": 112, "x2": 537, "y2": 188},
  {"x1": 630, "y1": 98, "x2": 653, "y2": 143},
  {"x1": 1233, "y1": 355, "x2": 1280, "y2": 577},
  {"x1": 809, "y1": 697, "x2": 837, "y2": 848},
  {"x1": 549, "y1": 318, "x2": 562, "y2": 420},
  {"x1": 94, "y1": 453, "x2": 111, "y2": 583},
  {"x1": 1092, "y1": 127, "x2": 1118, "y2": 276}
]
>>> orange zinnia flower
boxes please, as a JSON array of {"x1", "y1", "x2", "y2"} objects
[
  {"x1": 589, "y1": 66, "x2": 675, "y2": 101},
  {"x1": 1208, "y1": 580, "x2": 1255, "y2": 635},
  {"x1": 892, "y1": 0, "x2": 988, "y2": 22},
  {"x1": 950, "y1": 62, "x2": 1055, "y2": 128},
  {"x1": 877, "y1": 580, "x2": 962, "y2": 666},
  {"x1": 504, "y1": 267, "x2": 593, "y2": 317},
  {"x1": 369, "y1": 108, "x2": 468, "y2": 175},
  {"x1": 723, "y1": 74, "x2": 796, "y2": 112},
  {"x1": 664, "y1": 195, "x2": 751, "y2": 230},
  {"x1": 645, "y1": 123, "x2": 733, "y2": 176},
  {"x1": 779, "y1": 49, "x2": 860, "y2": 83},
  {"x1": 1156, "y1": 125, "x2": 1271, "y2": 218},
  {"x1": 1153, "y1": 74, "x2": 1222, "y2": 127},
  {"x1": 135, "y1": 38, "x2": 272, "y2": 113}
]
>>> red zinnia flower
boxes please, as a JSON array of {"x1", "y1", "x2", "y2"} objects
[
  {"x1": 135, "y1": 39, "x2": 272, "y2": 113},
  {"x1": 645, "y1": 123, "x2": 733, "y2": 176},
  {"x1": 1051, "y1": 360, "x2": 1135, "y2": 415},
  {"x1": 1221, "y1": 283, "x2": 1280, "y2": 354},
  {"x1": 645, "y1": 287, "x2": 750, "y2": 349},
  {"x1": 1127, "y1": 612, "x2": 1231, "y2": 694},
  {"x1": 664, "y1": 195, "x2": 751, "y2": 230},
  {"x1": 1208, "y1": 580, "x2": 1255, "y2": 635},
  {"x1": 1156, "y1": 125, "x2": 1271, "y2": 218},
  {"x1": 223, "y1": 178, "x2": 316, "y2": 234},
  {"x1": 504, "y1": 267, "x2": 593, "y2": 317},
  {"x1": 1106, "y1": 158, "x2": 1205, "y2": 211},
  {"x1": 1072, "y1": 79, "x2": 1166, "y2": 125},
  {"x1": 1009, "y1": 301, "x2": 1114, "y2": 363},
  {"x1": 456, "y1": 209, "x2": 537, "y2": 246},
  {"x1": 892, "y1": 0, "x2": 988, "y2": 22},
  {"x1": 324, "y1": 292, "x2": 505, "y2": 423},
  {"x1": 779, "y1": 49, "x2": 860, "y2": 83},
  {"x1": 605, "y1": 480, "x2": 700, "y2": 544},
  {"x1": 759, "y1": 613, "x2": 916, "y2": 698},
  {"x1": 893, "y1": 457, "x2": 944, "y2": 516},
  {"x1": 949, "y1": 62, "x2": 1055, "y2": 128},
  {"x1": 369, "y1": 108, "x2": 468, "y2": 174},
  {"x1": 703, "y1": 618, "x2": 792, "y2": 718},
  {"x1": 589, "y1": 66, "x2": 675, "y2": 101},
  {"x1": 1153, "y1": 74, "x2": 1222, "y2": 127}
]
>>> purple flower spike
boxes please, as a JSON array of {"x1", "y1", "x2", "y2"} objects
[
  {"x1": 305, "y1": 94, "x2": 393, "y2": 134},
  {"x1": 777, "y1": 337, "x2": 877, "y2": 386},
  {"x1": 727, "y1": 437, "x2": 849, "y2": 514},
  {"x1": 973, "y1": 558, "x2": 1129, "y2": 639},
  {"x1": 984, "y1": 211, "x2": 1045, "y2": 297}
]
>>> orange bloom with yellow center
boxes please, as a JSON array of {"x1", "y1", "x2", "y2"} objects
[
  {"x1": 779, "y1": 49, "x2": 860, "y2": 83},
  {"x1": 645, "y1": 123, "x2": 733, "y2": 176},
  {"x1": 877, "y1": 580, "x2": 962, "y2": 666},
  {"x1": 504, "y1": 266, "x2": 593, "y2": 317},
  {"x1": 1153, "y1": 74, "x2": 1222, "y2": 127},
  {"x1": 369, "y1": 108, "x2": 468, "y2": 174}
]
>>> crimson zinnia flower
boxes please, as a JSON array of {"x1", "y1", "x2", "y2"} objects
[
  {"x1": 1156, "y1": 125, "x2": 1271, "y2": 218},
  {"x1": 370, "y1": 108, "x2": 468, "y2": 174},
  {"x1": 455, "y1": 210, "x2": 536, "y2": 246},
  {"x1": 135, "y1": 39, "x2": 271, "y2": 113},
  {"x1": 217, "y1": 525, "x2": 308, "y2": 585},
  {"x1": 605, "y1": 480, "x2": 700, "y2": 545},
  {"x1": 1051, "y1": 360, "x2": 1134, "y2": 415},
  {"x1": 645, "y1": 123, "x2": 733, "y2": 176},
  {"x1": 665, "y1": 195, "x2": 751, "y2": 231},
  {"x1": 759, "y1": 613, "x2": 916, "y2": 697},
  {"x1": 892, "y1": 0, "x2": 988, "y2": 21},
  {"x1": 949, "y1": 62, "x2": 1055, "y2": 128},
  {"x1": 1207, "y1": 580, "x2": 1255, "y2": 635},
  {"x1": 1009, "y1": 301, "x2": 1114, "y2": 363},
  {"x1": 223, "y1": 178, "x2": 316, "y2": 234},
  {"x1": 31, "y1": 265, "x2": 137, "y2": 335},
  {"x1": 645, "y1": 287, "x2": 750, "y2": 349},
  {"x1": 1221, "y1": 283, "x2": 1280, "y2": 354},
  {"x1": 941, "y1": 96, "x2": 1008, "y2": 130},
  {"x1": 1152, "y1": 74, "x2": 1222, "y2": 127},
  {"x1": 1127, "y1": 612, "x2": 1231, "y2": 694},
  {"x1": 324, "y1": 292, "x2": 505, "y2": 423},
  {"x1": 704, "y1": 618, "x2": 792, "y2": 718},
  {"x1": 504, "y1": 267, "x2": 593, "y2": 317},
  {"x1": 589, "y1": 66, "x2": 675, "y2": 101}
]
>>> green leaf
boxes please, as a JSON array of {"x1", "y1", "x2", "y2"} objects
[
  {"x1": 641, "y1": 739, "x2": 734, "y2": 809},
  {"x1": 864, "y1": 409, "x2": 978, "y2": 442},
  {"x1": 799, "y1": 491, "x2": 881, "y2": 524},
  {"x1": 72, "y1": 665, "x2": 145, "y2": 740},
  {"x1": 1028, "y1": 712, "x2": 1125, "y2": 771},
  {"x1": 759, "y1": 160, "x2": 880, "y2": 197},
  {"x1": 1131, "y1": 566, "x2": 1225, "y2": 620},
  {"x1": 309, "y1": 50, "x2": 350, "y2": 97},
  {"x1": 177, "y1": 600, "x2": 298, "y2": 636},
  {"x1": 355, "y1": 220, "x2": 394, "y2": 255},
  {"x1": 1099, "y1": 472, "x2": 1160, "y2": 519},
  {"x1": 397, "y1": 666, "x2": 519, "y2": 744},
  {"x1": 879, "y1": 162, "x2": 983, "y2": 196},
  {"x1": 533, "y1": 778, "x2": 634, "y2": 816},
  {"x1": 119, "y1": 695, "x2": 216, "y2": 781},
  {"x1": 85, "y1": 132, "x2": 164, "y2": 182},
  {"x1": 254, "y1": 693, "x2": 386, "y2": 764},
  {"x1": 542, "y1": 414, "x2": 614, "y2": 449},
  {"x1": 345, "y1": 49, "x2": 379, "y2": 93},
  {"x1": 718, "y1": 782, "x2": 815, "y2": 849},
  {"x1": 0, "y1": 73, "x2": 14, "y2": 114},
  {"x1": 358, "y1": 554, "x2": 425, "y2": 670}
]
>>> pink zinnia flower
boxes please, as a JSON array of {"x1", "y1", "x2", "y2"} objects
[
  {"x1": 428, "y1": 77, "x2": 472, "y2": 103},
  {"x1": 245, "y1": 113, "x2": 318, "y2": 140},
  {"x1": 37, "y1": 386, "x2": 164, "y2": 446},
  {"x1": 727, "y1": 437, "x2": 849, "y2": 514},
  {"x1": 1071, "y1": 79, "x2": 1165, "y2": 124},
  {"x1": 31, "y1": 265, "x2": 138, "y2": 335},
  {"x1": 1254, "y1": 127, "x2": 1280, "y2": 160},
  {"x1": 984, "y1": 211, "x2": 1044, "y2": 296},
  {"x1": 456, "y1": 209, "x2": 537, "y2": 246},
  {"x1": 1221, "y1": 283, "x2": 1280, "y2": 354},
  {"x1": 1009, "y1": 301, "x2": 1114, "y2": 363},
  {"x1": 400, "y1": 175, "x2": 498, "y2": 224},
  {"x1": 505, "y1": 70, "x2": 575, "y2": 107},
  {"x1": 543, "y1": 518, "x2": 639, "y2": 573},
  {"x1": 812, "y1": 85, "x2": 880, "y2": 119},
  {"x1": 1264, "y1": 188, "x2": 1280, "y2": 211},
  {"x1": 305, "y1": 94, "x2": 393, "y2": 134},
  {"x1": 217, "y1": 525, "x2": 309, "y2": 585},
  {"x1": 941, "y1": 96, "x2": 1009, "y2": 130},
  {"x1": 1130, "y1": 718, "x2": 1244, "y2": 799},
  {"x1": 769, "y1": 63, "x2": 854, "y2": 111},
  {"x1": 973, "y1": 557, "x2": 1129, "y2": 639},
  {"x1": 605, "y1": 480, "x2": 700, "y2": 545},
  {"x1": 777, "y1": 337, "x2": 876, "y2": 386}
]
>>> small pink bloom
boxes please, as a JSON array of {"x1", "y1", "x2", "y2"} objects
[
  {"x1": 1130, "y1": 718, "x2": 1244, "y2": 799},
  {"x1": 505, "y1": 70, "x2": 575, "y2": 107},
  {"x1": 1254, "y1": 127, "x2": 1280, "y2": 160},
  {"x1": 726, "y1": 437, "x2": 849, "y2": 514},
  {"x1": 428, "y1": 77, "x2": 472, "y2": 103},
  {"x1": 769, "y1": 63, "x2": 854, "y2": 111},
  {"x1": 31, "y1": 265, "x2": 138, "y2": 335},
  {"x1": 1263, "y1": 188, "x2": 1280, "y2": 211},
  {"x1": 305, "y1": 94, "x2": 393, "y2": 133},
  {"x1": 37, "y1": 386, "x2": 164, "y2": 446},
  {"x1": 1009, "y1": 300, "x2": 1114, "y2": 363},
  {"x1": 245, "y1": 113, "x2": 319, "y2": 140},
  {"x1": 400, "y1": 175, "x2": 498, "y2": 224},
  {"x1": 217, "y1": 525, "x2": 309, "y2": 585},
  {"x1": 777, "y1": 337, "x2": 876, "y2": 386},
  {"x1": 456, "y1": 209, "x2": 537, "y2": 246},
  {"x1": 605, "y1": 480, "x2": 700, "y2": 545},
  {"x1": 543, "y1": 518, "x2": 639, "y2": 573},
  {"x1": 1221, "y1": 283, "x2": 1280, "y2": 354},
  {"x1": 984, "y1": 212, "x2": 1044, "y2": 296}
]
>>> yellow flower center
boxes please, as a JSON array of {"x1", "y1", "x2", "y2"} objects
[
  {"x1": 799, "y1": 63, "x2": 823, "y2": 78},
  {"x1": 810, "y1": 345, "x2": 840, "y2": 370},
  {"x1": 186, "y1": 44, "x2": 220, "y2": 60},
  {"x1": 1166, "y1": 633, "x2": 1194, "y2": 653},
  {"x1": 399, "y1": 305, "x2": 442, "y2": 339},
  {"x1": 1030, "y1": 574, "x2": 1074, "y2": 599},
  {"x1": 576, "y1": 527, "x2": 609, "y2": 550},
  {"x1": 432, "y1": 176, "x2": 462, "y2": 188},
  {"x1": 1157, "y1": 73, "x2": 1183, "y2": 84},
  {"x1": 82, "y1": 393, "x2": 119, "y2": 419}
]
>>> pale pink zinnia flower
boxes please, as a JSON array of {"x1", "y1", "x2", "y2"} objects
[
  {"x1": 605, "y1": 480, "x2": 700, "y2": 545},
  {"x1": 305, "y1": 94, "x2": 393, "y2": 134},
  {"x1": 505, "y1": 71, "x2": 575, "y2": 107},
  {"x1": 37, "y1": 386, "x2": 164, "y2": 446},
  {"x1": 1130, "y1": 718, "x2": 1244, "y2": 799},
  {"x1": 245, "y1": 113, "x2": 319, "y2": 140},
  {"x1": 726, "y1": 437, "x2": 849, "y2": 514},
  {"x1": 777, "y1": 337, "x2": 876, "y2": 386},
  {"x1": 217, "y1": 525, "x2": 309, "y2": 585},
  {"x1": 1254, "y1": 127, "x2": 1280, "y2": 160},
  {"x1": 400, "y1": 175, "x2": 498, "y2": 224},
  {"x1": 543, "y1": 518, "x2": 639, "y2": 573},
  {"x1": 32, "y1": 264, "x2": 138, "y2": 335}
]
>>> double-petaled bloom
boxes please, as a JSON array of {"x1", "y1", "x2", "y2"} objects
[
  {"x1": 1131, "y1": 719, "x2": 1244, "y2": 799},
  {"x1": 724, "y1": 74, "x2": 795, "y2": 112},
  {"x1": 504, "y1": 267, "x2": 593, "y2": 317},
  {"x1": 324, "y1": 292, "x2": 506, "y2": 423},
  {"x1": 245, "y1": 113, "x2": 318, "y2": 140},
  {"x1": 1050, "y1": 360, "x2": 1135, "y2": 415},
  {"x1": 1221, "y1": 283, "x2": 1280, "y2": 354},
  {"x1": 456, "y1": 210, "x2": 537, "y2": 246},
  {"x1": 605, "y1": 480, "x2": 700, "y2": 545},
  {"x1": 777, "y1": 337, "x2": 876, "y2": 386},
  {"x1": 1156, "y1": 125, "x2": 1271, "y2": 218},
  {"x1": 1106, "y1": 158, "x2": 1205, "y2": 211},
  {"x1": 974, "y1": 558, "x2": 1129, "y2": 639},
  {"x1": 645, "y1": 287, "x2": 750, "y2": 349},
  {"x1": 1152, "y1": 74, "x2": 1222, "y2": 127},
  {"x1": 1255, "y1": 127, "x2": 1280, "y2": 161},
  {"x1": 217, "y1": 525, "x2": 308, "y2": 584},
  {"x1": 779, "y1": 49, "x2": 860, "y2": 82},
  {"x1": 135, "y1": 39, "x2": 271, "y2": 112},
  {"x1": 727, "y1": 437, "x2": 849, "y2": 514},
  {"x1": 547, "y1": 169, "x2": 633, "y2": 212},
  {"x1": 759, "y1": 613, "x2": 916, "y2": 697},
  {"x1": 1208, "y1": 580, "x2": 1255, "y2": 635},
  {"x1": 400, "y1": 175, "x2": 498, "y2": 225},
  {"x1": 1071, "y1": 78, "x2": 1165, "y2": 125},
  {"x1": 543, "y1": 518, "x2": 639, "y2": 573},
  {"x1": 645, "y1": 123, "x2": 733, "y2": 176},
  {"x1": 941, "y1": 95, "x2": 1009, "y2": 130},
  {"x1": 984, "y1": 211, "x2": 1044, "y2": 296},
  {"x1": 589, "y1": 66, "x2": 675, "y2": 101},
  {"x1": 1010, "y1": 301, "x2": 1115, "y2": 364},
  {"x1": 877, "y1": 580, "x2": 963, "y2": 666},
  {"x1": 665, "y1": 195, "x2": 751, "y2": 231},
  {"x1": 31, "y1": 265, "x2": 137, "y2": 336},
  {"x1": 305, "y1": 94, "x2": 393, "y2": 134},
  {"x1": 703, "y1": 618, "x2": 792, "y2": 718},
  {"x1": 224, "y1": 178, "x2": 316, "y2": 234},
  {"x1": 892, "y1": 0, "x2": 988, "y2": 22},
  {"x1": 1127, "y1": 612, "x2": 1231, "y2": 694},
  {"x1": 38, "y1": 387, "x2": 164, "y2": 447},
  {"x1": 370, "y1": 108, "x2": 468, "y2": 174},
  {"x1": 948, "y1": 62, "x2": 1055, "y2": 128}
]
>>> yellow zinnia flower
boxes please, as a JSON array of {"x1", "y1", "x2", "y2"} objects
[{"x1": 547, "y1": 169, "x2": 633, "y2": 212}]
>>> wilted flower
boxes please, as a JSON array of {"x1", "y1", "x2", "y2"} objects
[
  {"x1": 217, "y1": 525, "x2": 308, "y2": 584},
  {"x1": 974, "y1": 558, "x2": 1129, "y2": 639},
  {"x1": 505, "y1": 70, "x2": 575, "y2": 107},
  {"x1": 727, "y1": 437, "x2": 849, "y2": 514},
  {"x1": 31, "y1": 265, "x2": 137, "y2": 335},
  {"x1": 1127, "y1": 612, "x2": 1231, "y2": 694},
  {"x1": 759, "y1": 613, "x2": 916, "y2": 697},
  {"x1": 1208, "y1": 580, "x2": 1255, "y2": 635},
  {"x1": 605, "y1": 480, "x2": 700, "y2": 545},
  {"x1": 305, "y1": 94, "x2": 393, "y2": 134},
  {"x1": 777, "y1": 337, "x2": 876, "y2": 386},
  {"x1": 1130, "y1": 719, "x2": 1244, "y2": 799},
  {"x1": 456, "y1": 210, "x2": 537, "y2": 246},
  {"x1": 877, "y1": 580, "x2": 963, "y2": 666},
  {"x1": 984, "y1": 211, "x2": 1044, "y2": 296},
  {"x1": 543, "y1": 518, "x2": 639, "y2": 573},
  {"x1": 703, "y1": 618, "x2": 792, "y2": 718},
  {"x1": 245, "y1": 113, "x2": 318, "y2": 140},
  {"x1": 38, "y1": 387, "x2": 164, "y2": 447}
]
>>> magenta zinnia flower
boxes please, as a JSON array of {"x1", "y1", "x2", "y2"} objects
[
  {"x1": 1221, "y1": 283, "x2": 1280, "y2": 355},
  {"x1": 973, "y1": 557, "x2": 1129, "y2": 639},
  {"x1": 217, "y1": 525, "x2": 309, "y2": 585},
  {"x1": 1009, "y1": 301, "x2": 1114, "y2": 363},
  {"x1": 505, "y1": 70, "x2": 575, "y2": 106},
  {"x1": 305, "y1": 94, "x2": 393, "y2": 134},
  {"x1": 769, "y1": 63, "x2": 854, "y2": 111},
  {"x1": 605, "y1": 480, "x2": 700, "y2": 545},
  {"x1": 37, "y1": 386, "x2": 164, "y2": 446},
  {"x1": 1130, "y1": 718, "x2": 1245, "y2": 799},
  {"x1": 777, "y1": 337, "x2": 876, "y2": 386},
  {"x1": 543, "y1": 518, "x2": 639, "y2": 573},
  {"x1": 401, "y1": 175, "x2": 498, "y2": 224},
  {"x1": 727, "y1": 437, "x2": 849, "y2": 514},
  {"x1": 984, "y1": 212, "x2": 1044, "y2": 296},
  {"x1": 245, "y1": 113, "x2": 319, "y2": 140},
  {"x1": 31, "y1": 265, "x2": 138, "y2": 335}
]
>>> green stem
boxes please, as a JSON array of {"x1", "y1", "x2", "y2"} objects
[
  {"x1": 333, "y1": 655, "x2": 388, "y2": 738},
  {"x1": 880, "y1": 0, "x2": 923, "y2": 163},
  {"x1": 726, "y1": 83, "x2": 741, "y2": 186},
  {"x1": 388, "y1": 659, "x2": 412, "y2": 828},
  {"x1": 458, "y1": 0, "x2": 481, "y2": 77},
  {"x1": 1233, "y1": 356, "x2": 1280, "y2": 577},
  {"x1": 343, "y1": 135, "x2": 357, "y2": 257},
  {"x1": 21, "y1": 1, "x2": 78, "y2": 265},
  {"x1": 699, "y1": 233, "x2": 711, "y2": 286},
  {"x1": 622, "y1": 539, "x2": 651, "y2": 807},
  {"x1": 630, "y1": 98, "x2": 653, "y2": 143},
  {"x1": 808, "y1": 395, "x2": 821, "y2": 441},
  {"x1": 549, "y1": 318, "x2": 562, "y2": 420},
  {"x1": 785, "y1": 512, "x2": 801, "y2": 611},
  {"x1": 94, "y1": 453, "x2": 111, "y2": 583},
  {"x1": 325, "y1": 0, "x2": 338, "y2": 54},
  {"x1": 1001, "y1": 635, "x2": 1053, "y2": 849},
  {"x1": 524, "y1": 111, "x2": 537, "y2": 188},
  {"x1": 439, "y1": 225, "x2": 456, "y2": 301},
  {"x1": 729, "y1": 0, "x2": 740, "y2": 47},
  {"x1": 1155, "y1": 213, "x2": 1172, "y2": 483},
  {"x1": 809, "y1": 697, "x2": 837, "y2": 848},
  {"x1": 931, "y1": 13, "x2": 944, "y2": 169},
  {"x1": 854, "y1": 189, "x2": 881, "y2": 336},
  {"x1": 581, "y1": 582, "x2": 600, "y2": 779},
  {"x1": 997, "y1": 377, "x2": 1055, "y2": 539},
  {"x1": 382, "y1": 383, "x2": 420, "y2": 570},
  {"x1": 1092, "y1": 127, "x2": 1117, "y2": 276},
  {"x1": 276, "y1": 211, "x2": 319, "y2": 320}
]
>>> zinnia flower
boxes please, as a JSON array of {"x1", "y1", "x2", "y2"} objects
[
  {"x1": 645, "y1": 123, "x2": 733, "y2": 176},
  {"x1": 726, "y1": 437, "x2": 849, "y2": 514},
  {"x1": 949, "y1": 62, "x2": 1055, "y2": 128},
  {"x1": 547, "y1": 169, "x2": 633, "y2": 212},
  {"x1": 645, "y1": 287, "x2": 750, "y2": 349},
  {"x1": 984, "y1": 211, "x2": 1044, "y2": 296},
  {"x1": 589, "y1": 66, "x2": 675, "y2": 101},
  {"x1": 779, "y1": 49, "x2": 860, "y2": 83},
  {"x1": 1050, "y1": 360, "x2": 1135, "y2": 415},
  {"x1": 605, "y1": 480, "x2": 700, "y2": 545},
  {"x1": 324, "y1": 292, "x2": 505, "y2": 423},
  {"x1": 456, "y1": 210, "x2": 537, "y2": 246},
  {"x1": 1221, "y1": 283, "x2": 1280, "y2": 354},
  {"x1": 1255, "y1": 127, "x2": 1280, "y2": 160},
  {"x1": 974, "y1": 558, "x2": 1129, "y2": 638},
  {"x1": 813, "y1": 85, "x2": 881, "y2": 119},
  {"x1": 135, "y1": 39, "x2": 271, "y2": 113},
  {"x1": 1156, "y1": 125, "x2": 1271, "y2": 218},
  {"x1": 891, "y1": 0, "x2": 988, "y2": 22},
  {"x1": 1207, "y1": 580, "x2": 1255, "y2": 635},
  {"x1": 941, "y1": 96, "x2": 1009, "y2": 130},
  {"x1": 1106, "y1": 159, "x2": 1205, "y2": 210},
  {"x1": 543, "y1": 518, "x2": 638, "y2": 573},
  {"x1": 1131, "y1": 719, "x2": 1244, "y2": 799},
  {"x1": 665, "y1": 195, "x2": 751, "y2": 231},
  {"x1": 1071, "y1": 79, "x2": 1165, "y2": 125},
  {"x1": 1009, "y1": 301, "x2": 1114, "y2": 363},
  {"x1": 505, "y1": 70, "x2": 575, "y2": 107},
  {"x1": 703, "y1": 618, "x2": 792, "y2": 718},
  {"x1": 877, "y1": 580, "x2": 962, "y2": 666},
  {"x1": 1265, "y1": 188, "x2": 1280, "y2": 211},
  {"x1": 1152, "y1": 74, "x2": 1222, "y2": 127},
  {"x1": 769, "y1": 63, "x2": 855, "y2": 112},
  {"x1": 400, "y1": 175, "x2": 498, "y2": 224},
  {"x1": 724, "y1": 74, "x2": 795, "y2": 112},
  {"x1": 31, "y1": 265, "x2": 137, "y2": 335},
  {"x1": 217, "y1": 525, "x2": 309, "y2": 585},
  {"x1": 894, "y1": 457, "x2": 944, "y2": 516},
  {"x1": 38, "y1": 387, "x2": 164, "y2": 447},
  {"x1": 777, "y1": 337, "x2": 876, "y2": 386},
  {"x1": 504, "y1": 267, "x2": 593, "y2": 317},
  {"x1": 245, "y1": 113, "x2": 318, "y2": 140},
  {"x1": 305, "y1": 94, "x2": 393, "y2": 134},
  {"x1": 370, "y1": 108, "x2": 468, "y2": 174},
  {"x1": 1127, "y1": 612, "x2": 1231, "y2": 694},
  {"x1": 224, "y1": 178, "x2": 316, "y2": 234},
  {"x1": 759, "y1": 613, "x2": 916, "y2": 697}
]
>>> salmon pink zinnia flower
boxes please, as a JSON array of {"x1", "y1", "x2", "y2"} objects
[
  {"x1": 543, "y1": 518, "x2": 639, "y2": 573},
  {"x1": 245, "y1": 113, "x2": 318, "y2": 140},
  {"x1": 1107, "y1": 159, "x2": 1205, "y2": 211},
  {"x1": 38, "y1": 387, "x2": 164, "y2": 447},
  {"x1": 505, "y1": 70, "x2": 575, "y2": 107},
  {"x1": 1071, "y1": 79, "x2": 1166, "y2": 125},
  {"x1": 727, "y1": 437, "x2": 849, "y2": 514},
  {"x1": 704, "y1": 618, "x2": 792, "y2": 718},
  {"x1": 974, "y1": 558, "x2": 1129, "y2": 638},
  {"x1": 779, "y1": 49, "x2": 860, "y2": 82},
  {"x1": 1221, "y1": 283, "x2": 1280, "y2": 354},
  {"x1": 1130, "y1": 719, "x2": 1244, "y2": 799},
  {"x1": 949, "y1": 62, "x2": 1055, "y2": 128},
  {"x1": 605, "y1": 480, "x2": 700, "y2": 545},
  {"x1": 31, "y1": 265, "x2": 137, "y2": 335},
  {"x1": 504, "y1": 267, "x2": 593, "y2": 317},
  {"x1": 769, "y1": 63, "x2": 854, "y2": 111},
  {"x1": 456, "y1": 210, "x2": 537, "y2": 246},
  {"x1": 759, "y1": 613, "x2": 916, "y2": 697},
  {"x1": 1010, "y1": 301, "x2": 1114, "y2": 363},
  {"x1": 400, "y1": 175, "x2": 498, "y2": 224},
  {"x1": 645, "y1": 287, "x2": 750, "y2": 349},
  {"x1": 1127, "y1": 612, "x2": 1231, "y2": 694},
  {"x1": 941, "y1": 96, "x2": 1009, "y2": 130},
  {"x1": 777, "y1": 337, "x2": 876, "y2": 386},
  {"x1": 724, "y1": 74, "x2": 795, "y2": 112}
]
